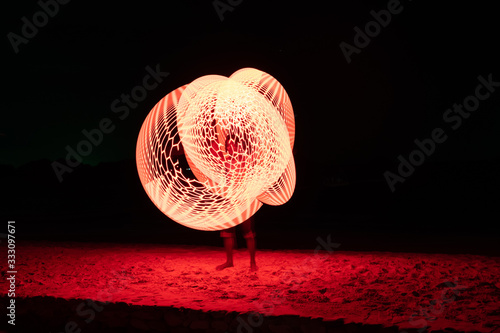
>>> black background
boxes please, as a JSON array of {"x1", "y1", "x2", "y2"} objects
[{"x1": 2, "y1": 1, "x2": 499, "y2": 254}]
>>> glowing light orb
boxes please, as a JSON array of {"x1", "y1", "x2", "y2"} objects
[{"x1": 136, "y1": 68, "x2": 295, "y2": 231}]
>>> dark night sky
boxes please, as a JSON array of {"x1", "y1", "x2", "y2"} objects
[
  {"x1": 1, "y1": 1, "x2": 499, "y2": 246},
  {"x1": 3, "y1": 0, "x2": 498, "y2": 166}
]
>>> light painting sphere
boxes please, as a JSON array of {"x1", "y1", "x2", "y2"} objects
[{"x1": 136, "y1": 68, "x2": 296, "y2": 231}]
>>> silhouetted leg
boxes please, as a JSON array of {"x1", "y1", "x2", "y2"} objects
[
  {"x1": 216, "y1": 231, "x2": 235, "y2": 270},
  {"x1": 246, "y1": 237, "x2": 258, "y2": 271},
  {"x1": 242, "y1": 217, "x2": 258, "y2": 271}
]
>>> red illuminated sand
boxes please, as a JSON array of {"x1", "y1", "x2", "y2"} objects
[{"x1": 7, "y1": 241, "x2": 500, "y2": 332}]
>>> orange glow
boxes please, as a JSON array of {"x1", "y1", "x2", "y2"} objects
[{"x1": 136, "y1": 68, "x2": 295, "y2": 231}]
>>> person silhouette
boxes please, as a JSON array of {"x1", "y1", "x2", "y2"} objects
[
  {"x1": 216, "y1": 132, "x2": 258, "y2": 271},
  {"x1": 216, "y1": 216, "x2": 257, "y2": 271}
]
